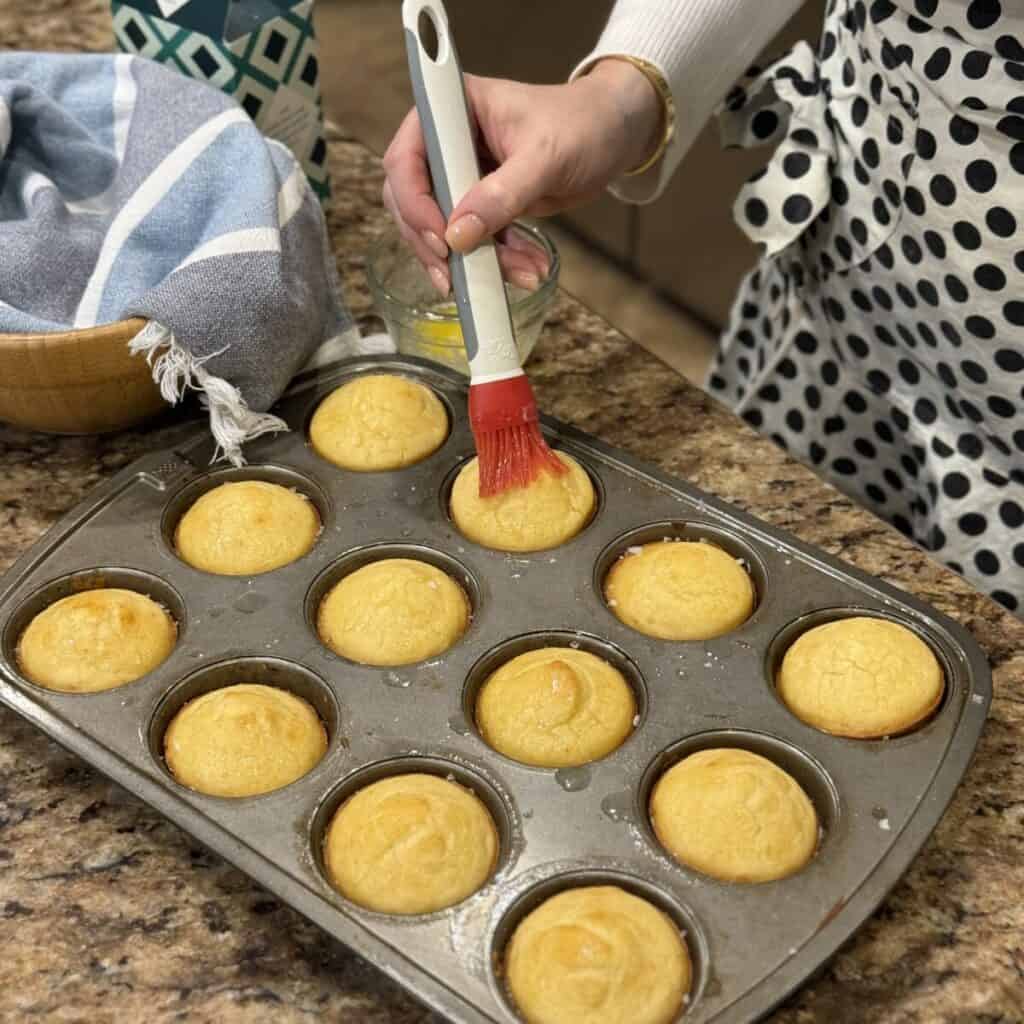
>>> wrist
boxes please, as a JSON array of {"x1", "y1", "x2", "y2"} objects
[{"x1": 585, "y1": 57, "x2": 664, "y2": 174}]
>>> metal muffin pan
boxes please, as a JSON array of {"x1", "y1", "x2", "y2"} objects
[{"x1": 0, "y1": 354, "x2": 990, "y2": 1023}]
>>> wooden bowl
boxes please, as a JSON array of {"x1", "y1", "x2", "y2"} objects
[{"x1": 0, "y1": 318, "x2": 168, "y2": 434}]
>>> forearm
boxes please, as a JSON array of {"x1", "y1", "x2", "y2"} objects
[{"x1": 572, "y1": 0, "x2": 806, "y2": 202}]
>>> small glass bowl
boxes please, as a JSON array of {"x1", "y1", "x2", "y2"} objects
[{"x1": 365, "y1": 220, "x2": 559, "y2": 375}]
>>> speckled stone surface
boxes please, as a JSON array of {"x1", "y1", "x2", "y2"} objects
[{"x1": 2, "y1": 4, "x2": 1023, "y2": 1022}]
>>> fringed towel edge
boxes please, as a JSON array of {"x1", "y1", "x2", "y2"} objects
[{"x1": 128, "y1": 320, "x2": 287, "y2": 466}]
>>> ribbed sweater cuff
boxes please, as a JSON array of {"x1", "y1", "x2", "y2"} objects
[{"x1": 570, "y1": 0, "x2": 804, "y2": 203}]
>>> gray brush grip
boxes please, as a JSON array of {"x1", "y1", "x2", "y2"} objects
[
  {"x1": 402, "y1": 4, "x2": 520, "y2": 377},
  {"x1": 404, "y1": 26, "x2": 480, "y2": 364}
]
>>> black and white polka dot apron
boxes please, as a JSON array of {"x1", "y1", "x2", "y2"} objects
[{"x1": 709, "y1": 0, "x2": 1024, "y2": 614}]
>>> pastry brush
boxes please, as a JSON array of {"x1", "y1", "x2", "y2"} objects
[{"x1": 402, "y1": 0, "x2": 564, "y2": 497}]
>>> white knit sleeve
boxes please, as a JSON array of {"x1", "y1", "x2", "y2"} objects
[{"x1": 570, "y1": 0, "x2": 806, "y2": 203}]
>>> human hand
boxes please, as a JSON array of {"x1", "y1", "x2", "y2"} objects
[{"x1": 382, "y1": 58, "x2": 662, "y2": 295}]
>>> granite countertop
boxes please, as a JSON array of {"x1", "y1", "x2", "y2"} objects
[{"x1": 2, "y1": 3, "x2": 1023, "y2": 1021}]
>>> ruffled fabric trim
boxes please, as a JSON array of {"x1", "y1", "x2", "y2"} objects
[{"x1": 718, "y1": 36, "x2": 918, "y2": 278}]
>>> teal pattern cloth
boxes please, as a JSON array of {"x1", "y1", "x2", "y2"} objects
[{"x1": 112, "y1": 0, "x2": 329, "y2": 200}]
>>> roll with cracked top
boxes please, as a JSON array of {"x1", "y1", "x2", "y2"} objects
[
  {"x1": 777, "y1": 616, "x2": 944, "y2": 738},
  {"x1": 309, "y1": 374, "x2": 449, "y2": 471}
]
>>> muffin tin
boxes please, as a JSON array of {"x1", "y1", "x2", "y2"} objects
[{"x1": 0, "y1": 354, "x2": 990, "y2": 1023}]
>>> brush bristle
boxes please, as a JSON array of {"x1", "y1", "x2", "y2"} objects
[
  {"x1": 468, "y1": 375, "x2": 565, "y2": 497},
  {"x1": 474, "y1": 421, "x2": 565, "y2": 496}
]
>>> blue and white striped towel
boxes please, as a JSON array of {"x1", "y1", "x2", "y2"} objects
[{"x1": 0, "y1": 52, "x2": 362, "y2": 461}]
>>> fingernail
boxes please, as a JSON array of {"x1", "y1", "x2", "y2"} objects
[
  {"x1": 445, "y1": 213, "x2": 487, "y2": 252},
  {"x1": 422, "y1": 230, "x2": 448, "y2": 259},
  {"x1": 429, "y1": 265, "x2": 450, "y2": 296},
  {"x1": 510, "y1": 270, "x2": 541, "y2": 292}
]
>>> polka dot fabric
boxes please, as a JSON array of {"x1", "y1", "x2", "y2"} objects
[{"x1": 712, "y1": 0, "x2": 1024, "y2": 615}]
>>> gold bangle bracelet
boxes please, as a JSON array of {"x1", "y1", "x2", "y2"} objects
[{"x1": 609, "y1": 55, "x2": 676, "y2": 177}]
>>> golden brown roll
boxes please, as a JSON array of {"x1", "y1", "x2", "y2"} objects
[
  {"x1": 309, "y1": 373, "x2": 449, "y2": 471},
  {"x1": 17, "y1": 588, "x2": 176, "y2": 693},
  {"x1": 317, "y1": 557, "x2": 470, "y2": 666},
  {"x1": 476, "y1": 647, "x2": 635, "y2": 767},
  {"x1": 604, "y1": 540, "x2": 754, "y2": 640},
  {"x1": 175, "y1": 480, "x2": 319, "y2": 575},
  {"x1": 450, "y1": 452, "x2": 595, "y2": 552},
  {"x1": 323, "y1": 773, "x2": 499, "y2": 914},
  {"x1": 650, "y1": 748, "x2": 818, "y2": 883},
  {"x1": 505, "y1": 884, "x2": 691, "y2": 1024},
  {"x1": 778, "y1": 616, "x2": 944, "y2": 738},
  {"x1": 164, "y1": 683, "x2": 327, "y2": 798}
]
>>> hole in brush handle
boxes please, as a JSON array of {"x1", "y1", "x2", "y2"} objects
[{"x1": 417, "y1": 7, "x2": 440, "y2": 62}]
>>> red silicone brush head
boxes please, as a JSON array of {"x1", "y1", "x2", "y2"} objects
[{"x1": 468, "y1": 374, "x2": 565, "y2": 497}]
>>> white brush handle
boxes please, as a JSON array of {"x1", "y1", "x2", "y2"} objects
[{"x1": 402, "y1": 0, "x2": 522, "y2": 383}]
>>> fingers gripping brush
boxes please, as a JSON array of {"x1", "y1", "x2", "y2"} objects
[{"x1": 403, "y1": 0, "x2": 565, "y2": 497}]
